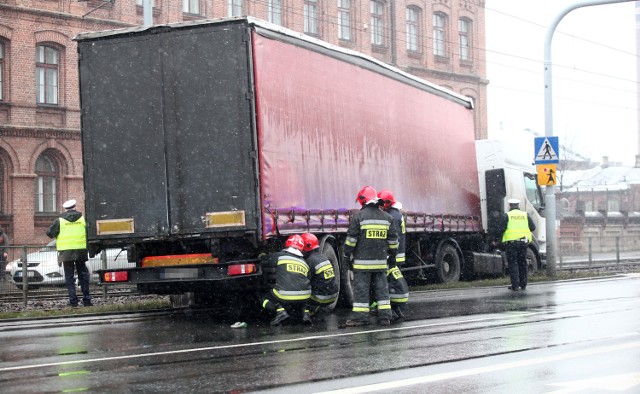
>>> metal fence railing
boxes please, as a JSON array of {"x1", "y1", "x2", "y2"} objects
[
  {"x1": 557, "y1": 235, "x2": 640, "y2": 269},
  {"x1": 1, "y1": 244, "x2": 135, "y2": 306},
  {"x1": 3, "y1": 235, "x2": 639, "y2": 305}
]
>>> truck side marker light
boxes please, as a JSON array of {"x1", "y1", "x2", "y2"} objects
[{"x1": 228, "y1": 264, "x2": 256, "y2": 276}]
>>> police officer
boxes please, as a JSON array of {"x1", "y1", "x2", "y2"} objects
[
  {"x1": 301, "y1": 233, "x2": 339, "y2": 324},
  {"x1": 46, "y1": 199, "x2": 92, "y2": 307},
  {"x1": 377, "y1": 189, "x2": 409, "y2": 321},
  {"x1": 260, "y1": 234, "x2": 311, "y2": 325},
  {"x1": 344, "y1": 185, "x2": 399, "y2": 326},
  {"x1": 499, "y1": 198, "x2": 536, "y2": 291}
]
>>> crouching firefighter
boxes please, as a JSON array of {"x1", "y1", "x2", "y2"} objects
[
  {"x1": 301, "y1": 233, "x2": 339, "y2": 324},
  {"x1": 260, "y1": 234, "x2": 311, "y2": 326}
]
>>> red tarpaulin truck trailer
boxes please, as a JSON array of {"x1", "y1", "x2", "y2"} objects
[{"x1": 75, "y1": 17, "x2": 546, "y2": 308}]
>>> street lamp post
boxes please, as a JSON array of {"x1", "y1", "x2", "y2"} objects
[{"x1": 544, "y1": 0, "x2": 636, "y2": 277}]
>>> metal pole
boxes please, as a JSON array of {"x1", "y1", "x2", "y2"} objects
[
  {"x1": 143, "y1": 0, "x2": 153, "y2": 27},
  {"x1": 543, "y1": 0, "x2": 635, "y2": 277},
  {"x1": 101, "y1": 250, "x2": 108, "y2": 299},
  {"x1": 588, "y1": 237, "x2": 593, "y2": 269},
  {"x1": 21, "y1": 246, "x2": 27, "y2": 307},
  {"x1": 615, "y1": 236, "x2": 620, "y2": 267}
]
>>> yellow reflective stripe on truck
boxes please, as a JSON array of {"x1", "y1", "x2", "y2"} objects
[{"x1": 142, "y1": 253, "x2": 219, "y2": 267}]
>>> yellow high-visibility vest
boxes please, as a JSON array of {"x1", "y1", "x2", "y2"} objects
[
  {"x1": 502, "y1": 210, "x2": 532, "y2": 243},
  {"x1": 57, "y1": 217, "x2": 87, "y2": 251}
]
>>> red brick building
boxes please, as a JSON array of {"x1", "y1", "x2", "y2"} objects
[{"x1": 0, "y1": 0, "x2": 487, "y2": 245}]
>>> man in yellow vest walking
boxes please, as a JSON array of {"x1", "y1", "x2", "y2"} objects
[
  {"x1": 46, "y1": 199, "x2": 92, "y2": 307},
  {"x1": 499, "y1": 199, "x2": 536, "y2": 292}
]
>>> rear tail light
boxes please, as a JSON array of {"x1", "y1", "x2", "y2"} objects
[
  {"x1": 103, "y1": 271, "x2": 129, "y2": 282},
  {"x1": 227, "y1": 264, "x2": 256, "y2": 276}
]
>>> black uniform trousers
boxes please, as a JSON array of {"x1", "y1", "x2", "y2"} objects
[{"x1": 505, "y1": 241, "x2": 528, "y2": 290}]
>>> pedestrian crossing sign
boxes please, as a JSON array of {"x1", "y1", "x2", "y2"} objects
[
  {"x1": 537, "y1": 164, "x2": 557, "y2": 186},
  {"x1": 534, "y1": 136, "x2": 559, "y2": 164}
]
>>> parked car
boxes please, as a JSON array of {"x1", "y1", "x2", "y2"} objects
[{"x1": 9, "y1": 241, "x2": 129, "y2": 289}]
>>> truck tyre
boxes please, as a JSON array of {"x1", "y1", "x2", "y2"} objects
[
  {"x1": 526, "y1": 247, "x2": 538, "y2": 274},
  {"x1": 435, "y1": 244, "x2": 461, "y2": 283},
  {"x1": 321, "y1": 242, "x2": 340, "y2": 312}
]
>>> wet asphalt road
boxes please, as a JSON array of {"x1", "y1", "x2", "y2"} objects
[{"x1": 0, "y1": 274, "x2": 639, "y2": 393}]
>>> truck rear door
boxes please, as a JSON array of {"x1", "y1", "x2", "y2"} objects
[{"x1": 78, "y1": 22, "x2": 259, "y2": 243}]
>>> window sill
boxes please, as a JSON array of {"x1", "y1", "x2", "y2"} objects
[
  {"x1": 183, "y1": 13, "x2": 205, "y2": 21},
  {"x1": 371, "y1": 44, "x2": 388, "y2": 54},
  {"x1": 434, "y1": 55, "x2": 450, "y2": 64},
  {"x1": 407, "y1": 50, "x2": 423, "y2": 59}
]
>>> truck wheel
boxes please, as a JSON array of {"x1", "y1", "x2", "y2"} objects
[
  {"x1": 435, "y1": 244, "x2": 461, "y2": 283},
  {"x1": 526, "y1": 248, "x2": 538, "y2": 274},
  {"x1": 321, "y1": 242, "x2": 340, "y2": 312}
]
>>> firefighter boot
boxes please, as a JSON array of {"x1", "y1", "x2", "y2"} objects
[
  {"x1": 270, "y1": 308, "x2": 290, "y2": 326},
  {"x1": 302, "y1": 309, "x2": 313, "y2": 325}
]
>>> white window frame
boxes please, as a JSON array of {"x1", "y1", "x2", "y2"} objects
[
  {"x1": 459, "y1": 18, "x2": 471, "y2": 61},
  {"x1": 406, "y1": 7, "x2": 420, "y2": 52},
  {"x1": 338, "y1": 0, "x2": 351, "y2": 41},
  {"x1": 36, "y1": 45, "x2": 59, "y2": 105},
  {"x1": 433, "y1": 13, "x2": 447, "y2": 57},
  {"x1": 228, "y1": 0, "x2": 243, "y2": 17},
  {"x1": 268, "y1": 0, "x2": 282, "y2": 25},
  {"x1": 304, "y1": 0, "x2": 319, "y2": 35},
  {"x1": 183, "y1": 0, "x2": 200, "y2": 14},
  {"x1": 370, "y1": 0, "x2": 384, "y2": 46}
]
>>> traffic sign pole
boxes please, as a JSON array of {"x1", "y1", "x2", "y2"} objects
[{"x1": 543, "y1": 0, "x2": 635, "y2": 277}]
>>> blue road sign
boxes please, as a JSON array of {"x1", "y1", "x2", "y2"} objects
[{"x1": 534, "y1": 136, "x2": 560, "y2": 164}]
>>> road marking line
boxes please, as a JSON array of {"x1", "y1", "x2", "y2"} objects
[
  {"x1": 0, "y1": 313, "x2": 542, "y2": 372},
  {"x1": 315, "y1": 341, "x2": 640, "y2": 393}
]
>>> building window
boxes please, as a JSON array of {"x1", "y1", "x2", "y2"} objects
[
  {"x1": 228, "y1": 0, "x2": 243, "y2": 16},
  {"x1": 338, "y1": 0, "x2": 351, "y2": 40},
  {"x1": 36, "y1": 45, "x2": 59, "y2": 105},
  {"x1": 459, "y1": 18, "x2": 471, "y2": 62},
  {"x1": 406, "y1": 7, "x2": 420, "y2": 52},
  {"x1": 136, "y1": 0, "x2": 155, "y2": 6},
  {"x1": 370, "y1": 0, "x2": 384, "y2": 46},
  {"x1": 35, "y1": 154, "x2": 57, "y2": 213},
  {"x1": 183, "y1": 0, "x2": 199, "y2": 14},
  {"x1": 304, "y1": 0, "x2": 319, "y2": 35},
  {"x1": 0, "y1": 42, "x2": 4, "y2": 101},
  {"x1": 268, "y1": 0, "x2": 282, "y2": 25},
  {"x1": 433, "y1": 12, "x2": 447, "y2": 57}
]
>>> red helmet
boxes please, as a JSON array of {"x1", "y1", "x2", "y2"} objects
[
  {"x1": 300, "y1": 233, "x2": 320, "y2": 252},
  {"x1": 377, "y1": 189, "x2": 396, "y2": 210},
  {"x1": 284, "y1": 234, "x2": 304, "y2": 251},
  {"x1": 356, "y1": 185, "x2": 378, "y2": 206}
]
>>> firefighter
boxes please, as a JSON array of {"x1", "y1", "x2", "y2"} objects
[
  {"x1": 499, "y1": 199, "x2": 536, "y2": 291},
  {"x1": 301, "y1": 233, "x2": 339, "y2": 324},
  {"x1": 377, "y1": 189, "x2": 409, "y2": 321},
  {"x1": 343, "y1": 185, "x2": 399, "y2": 326},
  {"x1": 260, "y1": 234, "x2": 311, "y2": 325}
]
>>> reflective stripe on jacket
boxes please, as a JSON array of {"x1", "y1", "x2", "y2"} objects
[
  {"x1": 306, "y1": 249, "x2": 339, "y2": 302},
  {"x1": 344, "y1": 204, "x2": 399, "y2": 271},
  {"x1": 386, "y1": 207, "x2": 406, "y2": 264},
  {"x1": 57, "y1": 217, "x2": 87, "y2": 251},
  {"x1": 266, "y1": 251, "x2": 311, "y2": 301},
  {"x1": 502, "y1": 210, "x2": 532, "y2": 243}
]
